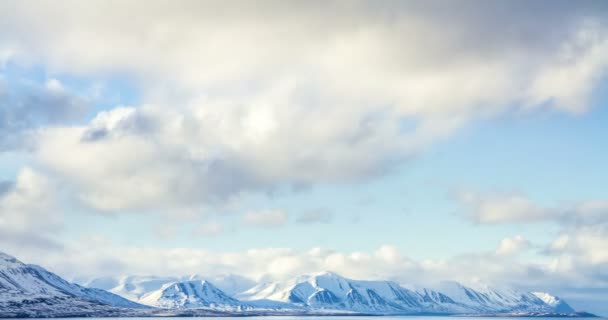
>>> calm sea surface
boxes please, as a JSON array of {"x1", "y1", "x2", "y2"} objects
[{"x1": 46, "y1": 317, "x2": 606, "y2": 320}]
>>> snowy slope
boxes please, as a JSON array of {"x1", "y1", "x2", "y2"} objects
[
  {"x1": 106, "y1": 275, "x2": 179, "y2": 301},
  {"x1": 533, "y1": 292, "x2": 575, "y2": 313},
  {"x1": 85, "y1": 273, "x2": 256, "y2": 301},
  {"x1": 138, "y1": 280, "x2": 244, "y2": 309},
  {"x1": 238, "y1": 271, "x2": 456, "y2": 313},
  {"x1": 75, "y1": 266, "x2": 583, "y2": 315},
  {"x1": 0, "y1": 251, "x2": 146, "y2": 317},
  {"x1": 430, "y1": 281, "x2": 556, "y2": 313},
  {"x1": 237, "y1": 271, "x2": 572, "y2": 314}
]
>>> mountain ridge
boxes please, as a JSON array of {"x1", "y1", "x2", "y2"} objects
[
  {"x1": 0, "y1": 251, "x2": 594, "y2": 317},
  {"x1": 87, "y1": 269, "x2": 579, "y2": 315},
  {"x1": 0, "y1": 251, "x2": 147, "y2": 318}
]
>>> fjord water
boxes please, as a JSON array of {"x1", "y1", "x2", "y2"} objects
[{"x1": 51, "y1": 317, "x2": 604, "y2": 320}]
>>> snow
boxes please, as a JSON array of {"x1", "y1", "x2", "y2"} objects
[
  {"x1": 533, "y1": 292, "x2": 575, "y2": 313},
  {"x1": 0, "y1": 251, "x2": 584, "y2": 317},
  {"x1": 235, "y1": 271, "x2": 573, "y2": 314},
  {"x1": 0, "y1": 251, "x2": 146, "y2": 318},
  {"x1": 138, "y1": 280, "x2": 243, "y2": 309}
]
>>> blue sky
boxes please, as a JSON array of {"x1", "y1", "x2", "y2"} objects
[
  {"x1": 1, "y1": 0, "x2": 608, "y2": 315},
  {"x1": 50, "y1": 82, "x2": 608, "y2": 257}
]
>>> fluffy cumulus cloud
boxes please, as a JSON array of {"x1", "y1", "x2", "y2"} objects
[
  {"x1": 458, "y1": 190, "x2": 608, "y2": 297},
  {"x1": 0, "y1": 167, "x2": 63, "y2": 249},
  {"x1": 0, "y1": 1, "x2": 607, "y2": 213},
  {"x1": 495, "y1": 235, "x2": 531, "y2": 256},
  {"x1": 7, "y1": 241, "x2": 429, "y2": 283},
  {"x1": 9, "y1": 236, "x2": 593, "y2": 296}
]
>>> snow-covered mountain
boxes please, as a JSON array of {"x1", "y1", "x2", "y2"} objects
[
  {"x1": 427, "y1": 281, "x2": 568, "y2": 313},
  {"x1": 238, "y1": 271, "x2": 433, "y2": 313},
  {"x1": 104, "y1": 275, "x2": 180, "y2": 301},
  {"x1": 533, "y1": 291, "x2": 575, "y2": 313},
  {"x1": 0, "y1": 251, "x2": 145, "y2": 317},
  {"x1": 138, "y1": 280, "x2": 244, "y2": 309},
  {"x1": 237, "y1": 271, "x2": 573, "y2": 315},
  {"x1": 80, "y1": 270, "x2": 582, "y2": 315},
  {"x1": 2, "y1": 250, "x2": 588, "y2": 317},
  {"x1": 83, "y1": 273, "x2": 257, "y2": 302}
]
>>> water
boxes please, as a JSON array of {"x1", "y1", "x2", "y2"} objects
[{"x1": 47, "y1": 317, "x2": 604, "y2": 320}]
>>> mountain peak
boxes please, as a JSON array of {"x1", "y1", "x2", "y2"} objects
[
  {"x1": 139, "y1": 279, "x2": 242, "y2": 309},
  {"x1": 533, "y1": 292, "x2": 575, "y2": 313},
  {"x1": 0, "y1": 251, "x2": 23, "y2": 269}
]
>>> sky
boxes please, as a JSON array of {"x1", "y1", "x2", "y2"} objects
[{"x1": 1, "y1": 0, "x2": 608, "y2": 315}]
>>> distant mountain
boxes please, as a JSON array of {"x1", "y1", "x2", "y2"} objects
[
  {"x1": 237, "y1": 271, "x2": 573, "y2": 314},
  {"x1": 83, "y1": 273, "x2": 257, "y2": 303},
  {"x1": 1, "y1": 250, "x2": 591, "y2": 317},
  {"x1": 427, "y1": 281, "x2": 566, "y2": 313},
  {"x1": 237, "y1": 271, "x2": 437, "y2": 313},
  {"x1": 138, "y1": 280, "x2": 244, "y2": 309},
  {"x1": 105, "y1": 275, "x2": 180, "y2": 301},
  {"x1": 0, "y1": 251, "x2": 146, "y2": 318}
]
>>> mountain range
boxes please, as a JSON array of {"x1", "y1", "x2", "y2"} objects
[
  {"x1": 0, "y1": 252, "x2": 146, "y2": 318},
  {"x1": 0, "y1": 251, "x2": 595, "y2": 318}
]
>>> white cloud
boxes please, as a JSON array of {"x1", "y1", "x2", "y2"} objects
[
  {"x1": 9, "y1": 235, "x2": 592, "y2": 291},
  {"x1": 547, "y1": 225, "x2": 608, "y2": 267},
  {"x1": 374, "y1": 244, "x2": 402, "y2": 264},
  {"x1": 3, "y1": 230, "x2": 605, "y2": 314},
  {"x1": 457, "y1": 191, "x2": 554, "y2": 224},
  {"x1": 526, "y1": 23, "x2": 608, "y2": 112},
  {"x1": 0, "y1": 167, "x2": 63, "y2": 249},
  {"x1": 456, "y1": 190, "x2": 608, "y2": 297},
  {"x1": 457, "y1": 190, "x2": 608, "y2": 225},
  {"x1": 496, "y1": 235, "x2": 531, "y2": 256},
  {"x1": 244, "y1": 209, "x2": 288, "y2": 228},
  {"x1": 0, "y1": 2, "x2": 606, "y2": 213}
]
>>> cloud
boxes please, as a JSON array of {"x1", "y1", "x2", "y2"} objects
[
  {"x1": 4, "y1": 231, "x2": 605, "y2": 314},
  {"x1": 244, "y1": 209, "x2": 288, "y2": 228},
  {"x1": 0, "y1": 77, "x2": 87, "y2": 151},
  {"x1": 296, "y1": 208, "x2": 333, "y2": 224},
  {"x1": 496, "y1": 235, "x2": 531, "y2": 256},
  {"x1": 13, "y1": 235, "x2": 596, "y2": 293},
  {"x1": 526, "y1": 22, "x2": 608, "y2": 112},
  {"x1": 457, "y1": 191, "x2": 608, "y2": 225},
  {"x1": 0, "y1": 167, "x2": 63, "y2": 250},
  {"x1": 546, "y1": 225, "x2": 608, "y2": 268},
  {"x1": 0, "y1": 1, "x2": 606, "y2": 213},
  {"x1": 456, "y1": 190, "x2": 608, "y2": 302},
  {"x1": 457, "y1": 191, "x2": 555, "y2": 224}
]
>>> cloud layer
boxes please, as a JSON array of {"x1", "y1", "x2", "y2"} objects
[{"x1": 0, "y1": 1, "x2": 606, "y2": 214}]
